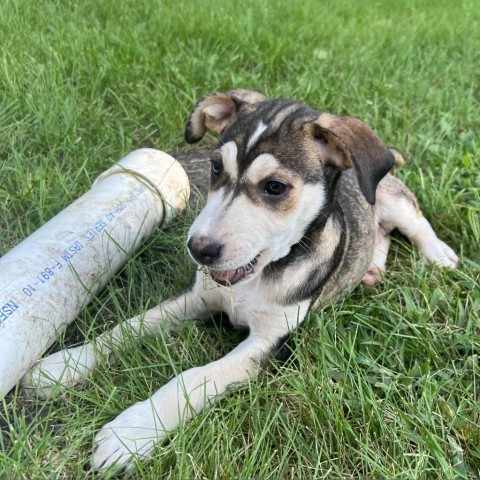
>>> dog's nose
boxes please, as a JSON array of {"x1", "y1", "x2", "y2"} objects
[{"x1": 187, "y1": 236, "x2": 222, "y2": 265}]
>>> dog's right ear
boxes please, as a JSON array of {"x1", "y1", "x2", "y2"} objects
[
  {"x1": 309, "y1": 113, "x2": 395, "y2": 205},
  {"x1": 185, "y1": 89, "x2": 267, "y2": 144}
]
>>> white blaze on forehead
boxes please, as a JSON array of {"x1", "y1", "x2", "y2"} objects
[
  {"x1": 244, "y1": 154, "x2": 281, "y2": 184},
  {"x1": 220, "y1": 141, "x2": 238, "y2": 181},
  {"x1": 246, "y1": 120, "x2": 268, "y2": 152}
]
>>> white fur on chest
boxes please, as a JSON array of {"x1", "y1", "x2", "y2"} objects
[{"x1": 195, "y1": 272, "x2": 309, "y2": 337}]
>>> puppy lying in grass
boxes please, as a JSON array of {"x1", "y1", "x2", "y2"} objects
[{"x1": 23, "y1": 89, "x2": 458, "y2": 472}]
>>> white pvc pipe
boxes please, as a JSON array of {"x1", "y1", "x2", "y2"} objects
[{"x1": 0, "y1": 149, "x2": 190, "y2": 396}]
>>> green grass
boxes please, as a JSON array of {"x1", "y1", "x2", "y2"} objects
[{"x1": 1, "y1": 0, "x2": 479, "y2": 478}]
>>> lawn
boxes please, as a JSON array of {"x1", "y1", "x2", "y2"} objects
[{"x1": 0, "y1": 0, "x2": 479, "y2": 478}]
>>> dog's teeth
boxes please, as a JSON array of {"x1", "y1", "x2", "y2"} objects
[{"x1": 207, "y1": 254, "x2": 261, "y2": 286}]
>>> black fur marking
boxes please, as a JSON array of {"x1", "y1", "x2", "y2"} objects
[
  {"x1": 285, "y1": 209, "x2": 347, "y2": 305},
  {"x1": 323, "y1": 162, "x2": 342, "y2": 193},
  {"x1": 270, "y1": 332, "x2": 296, "y2": 362},
  {"x1": 354, "y1": 147, "x2": 395, "y2": 205},
  {"x1": 266, "y1": 318, "x2": 309, "y2": 364}
]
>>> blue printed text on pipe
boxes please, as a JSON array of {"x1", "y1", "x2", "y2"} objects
[{"x1": 0, "y1": 300, "x2": 19, "y2": 325}]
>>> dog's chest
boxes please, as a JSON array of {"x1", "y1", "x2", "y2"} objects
[
  {"x1": 215, "y1": 277, "x2": 270, "y2": 328},
  {"x1": 206, "y1": 275, "x2": 310, "y2": 336}
]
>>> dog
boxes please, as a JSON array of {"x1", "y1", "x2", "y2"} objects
[{"x1": 22, "y1": 89, "x2": 458, "y2": 472}]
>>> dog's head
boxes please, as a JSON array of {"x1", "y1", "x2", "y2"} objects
[{"x1": 185, "y1": 89, "x2": 394, "y2": 286}]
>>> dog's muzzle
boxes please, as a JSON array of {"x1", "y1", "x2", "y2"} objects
[{"x1": 188, "y1": 236, "x2": 262, "y2": 286}]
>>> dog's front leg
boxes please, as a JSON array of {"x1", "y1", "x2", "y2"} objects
[
  {"x1": 91, "y1": 332, "x2": 276, "y2": 472},
  {"x1": 21, "y1": 284, "x2": 214, "y2": 397}
]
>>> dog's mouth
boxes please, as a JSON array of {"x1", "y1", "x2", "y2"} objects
[{"x1": 207, "y1": 253, "x2": 262, "y2": 286}]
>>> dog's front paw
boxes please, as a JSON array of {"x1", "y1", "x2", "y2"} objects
[
  {"x1": 92, "y1": 400, "x2": 164, "y2": 473},
  {"x1": 420, "y1": 239, "x2": 459, "y2": 268},
  {"x1": 21, "y1": 344, "x2": 96, "y2": 398}
]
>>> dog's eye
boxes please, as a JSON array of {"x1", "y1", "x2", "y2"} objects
[
  {"x1": 211, "y1": 160, "x2": 221, "y2": 178},
  {"x1": 264, "y1": 181, "x2": 287, "y2": 196}
]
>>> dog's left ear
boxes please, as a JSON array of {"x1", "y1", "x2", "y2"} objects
[
  {"x1": 310, "y1": 113, "x2": 395, "y2": 205},
  {"x1": 185, "y1": 89, "x2": 267, "y2": 144}
]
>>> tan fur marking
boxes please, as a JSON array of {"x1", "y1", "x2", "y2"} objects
[
  {"x1": 277, "y1": 183, "x2": 300, "y2": 216},
  {"x1": 202, "y1": 96, "x2": 237, "y2": 132},
  {"x1": 244, "y1": 154, "x2": 281, "y2": 184}
]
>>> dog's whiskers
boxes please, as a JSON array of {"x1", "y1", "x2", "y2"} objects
[{"x1": 298, "y1": 238, "x2": 312, "y2": 253}]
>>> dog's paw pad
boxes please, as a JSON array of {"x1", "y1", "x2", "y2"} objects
[
  {"x1": 362, "y1": 265, "x2": 386, "y2": 286},
  {"x1": 421, "y1": 240, "x2": 459, "y2": 268},
  {"x1": 21, "y1": 344, "x2": 96, "y2": 398},
  {"x1": 92, "y1": 402, "x2": 162, "y2": 472}
]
